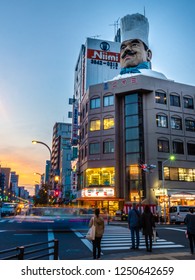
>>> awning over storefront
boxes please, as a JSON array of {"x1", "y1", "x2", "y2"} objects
[
  {"x1": 76, "y1": 197, "x2": 124, "y2": 201},
  {"x1": 171, "y1": 191, "x2": 195, "y2": 199}
]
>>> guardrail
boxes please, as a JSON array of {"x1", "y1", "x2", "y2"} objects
[{"x1": 0, "y1": 239, "x2": 58, "y2": 260}]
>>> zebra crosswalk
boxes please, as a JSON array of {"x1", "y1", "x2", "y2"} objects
[
  {"x1": 0, "y1": 218, "x2": 16, "y2": 223},
  {"x1": 79, "y1": 226, "x2": 184, "y2": 252}
]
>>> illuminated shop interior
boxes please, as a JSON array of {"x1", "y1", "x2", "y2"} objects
[{"x1": 85, "y1": 167, "x2": 115, "y2": 186}]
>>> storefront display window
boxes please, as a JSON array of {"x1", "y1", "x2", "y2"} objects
[{"x1": 85, "y1": 167, "x2": 115, "y2": 186}]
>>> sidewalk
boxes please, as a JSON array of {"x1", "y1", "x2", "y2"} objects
[{"x1": 98, "y1": 248, "x2": 195, "y2": 260}]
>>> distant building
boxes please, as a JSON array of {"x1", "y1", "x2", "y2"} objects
[
  {"x1": 44, "y1": 160, "x2": 51, "y2": 185},
  {"x1": 0, "y1": 167, "x2": 11, "y2": 190},
  {"x1": 51, "y1": 122, "x2": 72, "y2": 199},
  {"x1": 18, "y1": 186, "x2": 29, "y2": 200},
  {"x1": 10, "y1": 171, "x2": 19, "y2": 197}
]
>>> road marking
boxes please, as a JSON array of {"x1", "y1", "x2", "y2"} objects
[
  {"x1": 71, "y1": 228, "x2": 83, "y2": 237},
  {"x1": 81, "y1": 239, "x2": 93, "y2": 251},
  {"x1": 164, "y1": 227, "x2": 186, "y2": 232},
  {"x1": 79, "y1": 228, "x2": 184, "y2": 252},
  {"x1": 14, "y1": 234, "x2": 33, "y2": 236}
]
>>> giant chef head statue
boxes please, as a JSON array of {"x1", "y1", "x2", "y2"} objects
[{"x1": 120, "y1": 13, "x2": 152, "y2": 74}]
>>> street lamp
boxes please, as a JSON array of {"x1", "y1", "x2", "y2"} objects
[
  {"x1": 34, "y1": 172, "x2": 44, "y2": 184},
  {"x1": 162, "y1": 155, "x2": 175, "y2": 224},
  {"x1": 32, "y1": 140, "x2": 52, "y2": 159},
  {"x1": 32, "y1": 140, "x2": 52, "y2": 205},
  {"x1": 34, "y1": 172, "x2": 42, "y2": 176}
]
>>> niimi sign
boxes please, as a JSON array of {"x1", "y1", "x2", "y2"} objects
[{"x1": 87, "y1": 49, "x2": 119, "y2": 62}]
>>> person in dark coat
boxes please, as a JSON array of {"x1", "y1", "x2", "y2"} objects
[
  {"x1": 184, "y1": 207, "x2": 195, "y2": 254},
  {"x1": 127, "y1": 202, "x2": 141, "y2": 249},
  {"x1": 141, "y1": 205, "x2": 155, "y2": 252}
]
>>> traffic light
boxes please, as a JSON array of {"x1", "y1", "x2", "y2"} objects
[
  {"x1": 140, "y1": 163, "x2": 148, "y2": 172},
  {"x1": 54, "y1": 190, "x2": 59, "y2": 197}
]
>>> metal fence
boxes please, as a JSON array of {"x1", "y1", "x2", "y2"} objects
[{"x1": 0, "y1": 239, "x2": 58, "y2": 260}]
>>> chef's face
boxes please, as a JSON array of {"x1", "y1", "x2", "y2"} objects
[{"x1": 120, "y1": 39, "x2": 152, "y2": 68}]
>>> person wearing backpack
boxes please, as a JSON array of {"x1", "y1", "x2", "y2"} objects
[{"x1": 127, "y1": 202, "x2": 141, "y2": 250}]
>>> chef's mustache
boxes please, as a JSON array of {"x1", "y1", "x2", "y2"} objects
[{"x1": 121, "y1": 49, "x2": 136, "y2": 59}]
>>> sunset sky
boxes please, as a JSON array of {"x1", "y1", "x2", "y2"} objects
[{"x1": 0, "y1": 0, "x2": 195, "y2": 195}]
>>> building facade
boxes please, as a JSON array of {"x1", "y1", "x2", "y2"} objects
[
  {"x1": 76, "y1": 74, "x2": 195, "y2": 215},
  {"x1": 51, "y1": 122, "x2": 72, "y2": 200},
  {"x1": 70, "y1": 37, "x2": 121, "y2": 208}
]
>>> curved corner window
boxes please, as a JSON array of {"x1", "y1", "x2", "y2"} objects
[
  {"x1": 185, "y1": 119, "x2": 195, "y2": 132},
  {"x1": 173, "y1": 140, "x2": 184, "y2": 154},
  {"x1": 171, "y1": 116, "x2": 182, "y2": 130},
  {"x1": 184, "y1": 96, "x2": 194, "y2": 109},
  {"x1": 103, "y1": 95, "x2": 114, "y2": 107},
  {"x1": 170, "y1": 94, "x2": 180, "y2": 107},
  {"x1": 156, "y1": 114, "x2": 168, "y2": 128},
  {"x1": 187, "y1": 142, "x2": 195, "y2": 155},
  {"x1": 89, "y1": 143, "x2": 100, "y2": 154},
  {"x1": 103, "y1": 117, "x2": 114, "y2": 130},
  {"x1": 90, "y1": 119, "x2": 100, "y2": 131},
  {"x1": 158, "y1": 139, "x2": 169, "y2": 153},
  {"x1": 90, "y1": 97, "x2": 100, "y2": 109},
  {"x1": 103, "y1": 140, "x2": 114, "y2": 153},
  {"x1": 155, "y1": 91, "x2": 167, "y2": 104}
]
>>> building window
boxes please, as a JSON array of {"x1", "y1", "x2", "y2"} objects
[
  {"x1": 171, "y1": 116, "x2": 182, "y2": 130},
  {"x1": 178, "y1": 168, "x2": 195, "y2": 181},
  {"x1": 155, "y1": 91, "x2": 167, "y2": 104},
  {"x1": 156, "y1": 114, "x2": 168, "y2": 128},
  {"x1": 85, "y1": 122, "x2": 88, "y2": 135},
  {"x1": 185, "y1": 119, "x2": 195, "y2": 132},
  {"x1": 103, "y1": 117, "x2": 114, "y2": 130},
  {"x1": 90, "y1": 97, "x2": 100, "y2": 109},
  {"x1": 184, "y1": 96, "x2": 194, "y2": 109},
  {"x1": 103, "y1": 140, "x2": 114, "y2": 153},
  {"x1": 86, "y1": 102, "x2": 88, "y2": 113},
  {"x1": 126, "y1": 127, "x2": 139, "y2": 140},
  {"x1": 187, "y1": 142, "x2": 195, "y2": 155},
  {"x1": 173, "y1": 141, "x2": 184, "y2": 154},
  {"x1": 89, "y1": 119, "x2": 100, "y2": 131},
  {"x1": 89, "y1": 143, "x2": 100, "y2": 154},
  {"x1": 126, "y1": 140, "x2": 139, "y2": 153},
  {"x1": 170, "y1": 94, "x2": 180, "y2": 107},
  {"x1": 85, "y1": 145, "x2": 87, "y2": 157},
  {"x1": 158, "y1": 139, "x2": 169, "y2": 153},
  {"x1": 163, "y1": 167, "x2": 195, "y2": 182},
  {"x1": 85, "y1": 167, "x2": 115, "y2": 186},
  {"x1": 103, "y1": 95, "x2": 114, "y2": 107},
  {"x1": 125, "y1": 115, "x2": 139, "y2": 127}
]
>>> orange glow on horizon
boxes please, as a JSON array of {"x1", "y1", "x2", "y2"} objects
[{"x1": 0, "y1": 153, "x2": 45, "y2": 189}]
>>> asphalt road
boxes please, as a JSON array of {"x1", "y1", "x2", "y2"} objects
[{"x1": 0, "y1": 215, "x2": 192, "y2": 260}]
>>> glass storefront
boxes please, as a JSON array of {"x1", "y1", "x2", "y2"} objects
[{"x1": 85, "y1": 167, "x2": 115, "y2": 187}]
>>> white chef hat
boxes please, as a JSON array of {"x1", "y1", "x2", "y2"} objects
[{"x1": 120, "y1": 13, "x2": 149, "y2": 48}]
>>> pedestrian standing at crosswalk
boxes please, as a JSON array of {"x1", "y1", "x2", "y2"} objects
[
  {"x1": 141, "y1": 205, "x2": 155, "y2": 252},
  {"x1": 127, "y1": 202, "x2": 141, "y2": 250},
  {"x1": 89, "y1": 208, "x2": 105, "y2": 259},
  {"x1": 184, "y1": 207, "x2": 195, "y2": 255}
]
